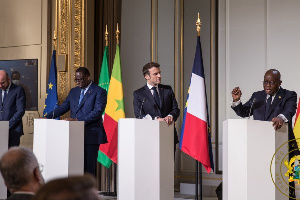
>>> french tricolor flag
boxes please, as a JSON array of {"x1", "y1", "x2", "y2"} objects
[{"x1": 179, "y1": 36, "x2": 214, "y2": 173}]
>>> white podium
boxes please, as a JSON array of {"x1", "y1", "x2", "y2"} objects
[
  {"x1": 33, "y1": 119, "x2": 84, "y2": 182},
  {"x1": 223, "y1": 119, "x2": 289, "y2": 200},
  {"x1": 118, "y1": 119, "x2": 174, "y2": 200},
  {"x1": 0, "y1": 121, "x2": 8, "y2": 199}
]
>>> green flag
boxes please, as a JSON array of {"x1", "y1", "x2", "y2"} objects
[{"x1": 97, "y1": 46, "x2": 113, "y2": 168}]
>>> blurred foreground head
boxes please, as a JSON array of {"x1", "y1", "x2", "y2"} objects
[
  {"x1": 34, "y1": 175, "x2": 100, "y2": 200},
  {"x1": 0, "y1": 147, "x2": 44, "y2": 193}
]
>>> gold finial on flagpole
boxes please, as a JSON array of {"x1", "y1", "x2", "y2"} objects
[
  {"x1": 196, "y1": 12, "x2": 201, "y2": 36},
  {"x1": 105, "y1": 25, "x2": 109, "y2": 46},
  {"x1": 116, "y1": 23, "x2": 120, "y2": 45},
  {"x1": 53, "y1": 30, "x2": 57, "y2": 49}
]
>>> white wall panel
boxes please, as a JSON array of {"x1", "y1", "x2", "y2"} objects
[
  {"x1": 0, "y1": 0, "x2": 42, "y2": 47},
  {"x1": 218, "y1": 0, "x2": 300, "y2": 172}
]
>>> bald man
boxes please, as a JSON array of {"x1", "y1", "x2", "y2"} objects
[
  {"x1": 0, "y1": 147, "x2": 44, "y2": 200},
  {"x1": 231, "y1": 69, "x2": 297, "y2": 130},
  {"x1": 228, "y1": 69, "x2": 297, "y2": 200},
  {"x1": 0, "y1": 70, "x2": 26, "y2": 147}
]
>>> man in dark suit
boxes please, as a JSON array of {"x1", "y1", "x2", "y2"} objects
[
  {"x1": 0, "y1": 70, "x2": 26, "y2": 147},
  {"x1": 231, "y1": 69, "x2": 297, "y2": 131},
  {"x1": 133, "y1": 62, "x2": 180, "y2": 143},
  {"x1": 216, "y1": 69, "x2": 297, "y2": 200},
  {"x1": 45, "y1": 67, "x2": 107, "y2": 176},
  {"x1": 0, "y1": 147, "x2": 44, "y2": 200}
]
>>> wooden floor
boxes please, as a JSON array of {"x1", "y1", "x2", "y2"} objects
[{"x1": 99, "y1": 192, "x2": 218, "y2": 200}]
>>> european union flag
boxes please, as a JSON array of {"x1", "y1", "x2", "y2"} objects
[{"x1": 43, "y1": 50, "x2": 58, "y2": 117}]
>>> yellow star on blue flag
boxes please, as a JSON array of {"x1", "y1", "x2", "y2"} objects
[{"x1": 43, "y1": 50, "x2": 58, "y2": 118}]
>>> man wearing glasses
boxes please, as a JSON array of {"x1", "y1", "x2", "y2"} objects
[
  {"x1": 44, "y1": 67, "x2": 107, "y2": 176},
  {"x1": 0, "y1": 147, "x2": 44, "y2": 200},
  {"x1": 231, "y1": 69, "x2": 297, "y2": 130},
  {"x1": 220, "y1": 69, "x2": 298, "y2": 200},
  {"x1": 0, "y1": 70, "x2": 26, "y2": 147}
]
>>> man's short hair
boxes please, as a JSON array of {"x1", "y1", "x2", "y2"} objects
[
  {"x1": 0, "y1": 147, "x2": 39, "y2": 190},
  {"x1": 11, "y1": 71, "x2": 21, "y2": 79},
  {"x1": 34, "y1": 175, "x2": 99, "y2": 200},
  {"x1": 76, "y1": 67, "x2": 90, "y2": 76},
  {"x1": 142, "y1": 62, "x2": 160, "y2": 77}
]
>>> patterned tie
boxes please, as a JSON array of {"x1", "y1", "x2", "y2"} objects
[
  {"x1": 151, "y1": 87, "x2": 161, "y2": 108},
  {"x1": 265, "y1": 95, "x2": 272, "y2": 118},
  {"x1": 78, "y1": 89, "x2": 85, "y2": 105}
]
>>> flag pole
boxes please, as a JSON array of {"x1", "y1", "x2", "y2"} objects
[
  {"x1": 99, "y1": 25, "x2": 116, "y2": 197},
  {"x1": 195, "y1": 12, "x2": 202, "y2": 200},
  {"x1": 114, "y1": 23, "x2": 120, "y2": 196},
  {"x1": 103, "y1": 25, "x2": 112, "y2": 196}
]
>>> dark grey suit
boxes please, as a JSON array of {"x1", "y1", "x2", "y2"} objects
[{"x1": 0, "y1": 83, "x2": 26, "y2": 147}]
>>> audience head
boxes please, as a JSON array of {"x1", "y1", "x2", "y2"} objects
[
  {"x1": 34, "y1": 175, "x2": 100, "y2": 200},
  {"x1": 0, "y1": 147, "x2": 44, "y2": 193}
]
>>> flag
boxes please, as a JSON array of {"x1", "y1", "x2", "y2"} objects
[
  {"x1": 179, "y1": 36, "x2": 214, "y2": 173},
  {"x1": 97, "y1": 46, "x2": 113, "y2": 168},
  {"x1": 43, "y1": 50, "x2": 58, "y2": 117},
  {"x1": 294, "y1": 99, "x2": 300, "y2": 139},
  {"x1": 99, "y1": 44, "x2": 125, "y2": 163}
]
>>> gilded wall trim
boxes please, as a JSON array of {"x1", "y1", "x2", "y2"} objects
[
  {"x1": 57, "y1": 0, "x2": 70, "y2": 103},
  {"x1": 73, "y1": 0, "x2": 84, "y2": 72},
  {"x1": 55, "y1": 0, "x2": 85, "y2": 102},
  {"x1": 58, "y1": 0, "x2": 69, "y2": 54}
]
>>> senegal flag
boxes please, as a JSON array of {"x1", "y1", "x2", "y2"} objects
[
  {"x1": 97, "y1": 46, "x2": 113, "y2": 168},
  {"x1": 99, "y1": 44, "x2": 125, "y2": 163}
]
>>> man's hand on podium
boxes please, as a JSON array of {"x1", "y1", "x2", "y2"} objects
[
  {"x1": 272, "y1": 117, "x2": 284, "y2": 130},
  {"x1": 64, "y1": 118, "x2": 78, "y2": 121},
  {"x1": 164, "y1": 116, "x2": 173, "y2": 126}
]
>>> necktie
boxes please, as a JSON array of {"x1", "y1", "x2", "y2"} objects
[
  {"x1": 78, "y1": 89, "x2": 85, "y2": 105},
  {"x1": 151, "y1": 87, "x2": 161, "y2": 108},
  {"x1": 2, "y1": 90, "x2": 7, "y2": 104},
  {"x1": 265, "y1": 95, "x2": 272, "y2": 116}
]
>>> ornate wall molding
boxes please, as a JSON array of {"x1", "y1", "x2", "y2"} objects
[
  {"x1": 73, "y1": 0, "x2": 84, "y2": 72},
  {"x1": 56, "y1": 0, "x2": 85, "y2": 103},
  {"x1": 57, "y1": 0, "x2": 69, "y2": 103}
]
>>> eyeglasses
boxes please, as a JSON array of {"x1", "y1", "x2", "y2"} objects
[
  {"x1": 262, "y1": 81, "x2": 276, "y2": 86},
  {"x1": 74, "y1": 78, "x2": 84, "y2": 83},
  {"x1": 36, "y1": 164, "x2": 44, "y2": 172},
  {"x1": 0, "y1": 80, "x2": 7, "y2": 85}
]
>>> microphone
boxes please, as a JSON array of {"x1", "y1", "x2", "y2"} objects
[
  {"x1": 139, "y1": 98, "x2": 146, "y2": 119},
  {"x1": 248, "y1": 98, "x2": 256, "y2": 119}
]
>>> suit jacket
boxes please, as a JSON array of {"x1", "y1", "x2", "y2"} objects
[
  {"x1": 133, "y1": 84, "x2": 180, "y2": 120},
  {"x1": 0, "y1": 83, "x2": 26, "y2": 136},
  {"x1": 133, "y1": 84, "x2": 180, "y2": 143},
  {"x1": 46, "y1": 82, "x2": 107, "y2": 144},
  {"x1": 7, "y1": 193, "x2": 34, "y2": 200},
  {"x1": 232, "y1": 87, "x2": 297, "y2": 141}
]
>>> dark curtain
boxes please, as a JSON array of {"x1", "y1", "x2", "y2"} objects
[
  {"x1": 94, "y1": 0, "x2": 122, "y2": 83},
  {"x1": 94, "y1": 0, "x2": 122, "y2": 192}
]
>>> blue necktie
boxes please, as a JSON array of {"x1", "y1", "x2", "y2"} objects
[
  {"x1": 151, "y1": 87, "x2": 161, "y2": 108},
  {"x1": 265, "y1": 95, "x2": 272, "y2": 119},
  {"x1": 78, "y1": 89, "x2": 85, "y2": 105}
]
